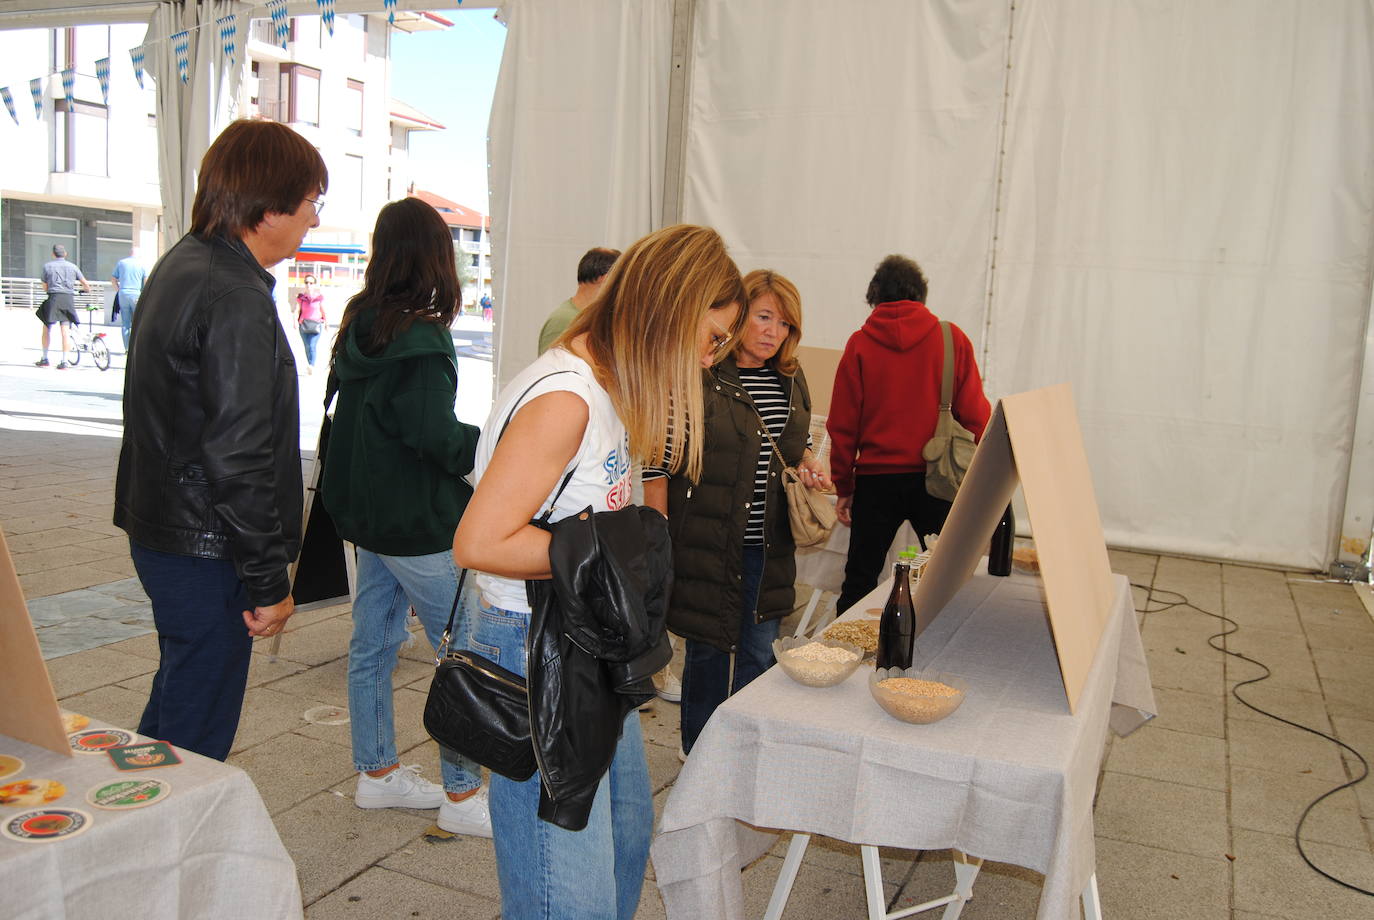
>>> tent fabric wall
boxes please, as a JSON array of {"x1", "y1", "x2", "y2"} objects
[
  {"x1": 988, "y1": 0, "x2": 1374, "y2": 569},
  {"x1": 146, "y1": 0, "x2": 244, "y2": 249},
  {"x1": 488, "y1": 0, "x2": 1374, "y2": 569},
  {"x1": 488, "y1": 0, "x2": 675, "y2": 392}
]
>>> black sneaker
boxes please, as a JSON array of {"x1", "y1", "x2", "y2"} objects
[
  {"x1": 34, "y1": 358, "x2": 49, "y2": 367},
  {"x1": 56, "y1": 361, "x2": 69, "y2": 370}
]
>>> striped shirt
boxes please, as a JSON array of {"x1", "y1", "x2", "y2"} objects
[{"x1": 644, "y1": 365, "x2": 810, "y2": 544}]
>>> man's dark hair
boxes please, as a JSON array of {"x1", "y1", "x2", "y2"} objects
[
  {"x1": 865, "y1": 254, "x2": 928, "y2": 306},
  {"x1": 190, "y1": 119, "x2": 329, "y2": 239},
  {"x1": 52, "y1": 245, "x2": 67, "y2": 258},
  {"x1": 577, "y1": 247, "x2": 621, "y2": 284}
]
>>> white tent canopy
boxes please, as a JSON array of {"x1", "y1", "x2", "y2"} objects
[
  {"x1": 488, "y1": 0, "x2": 1374, "y2": 573},
  {"x1": 3, "y1": 0, "x2": 1371, "y2": 572}
]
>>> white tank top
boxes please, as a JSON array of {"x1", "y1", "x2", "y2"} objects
[{"x1": 472, "y1": 347, "x2": 632, "y2": 612}]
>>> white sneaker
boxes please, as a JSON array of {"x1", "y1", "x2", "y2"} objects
[
  {"x1": 654, "y1": 668, "x2": 682, "y2": 703},
  {"x1": 355, "y1": 764, "x2": 446, "y2": 810},
  {"x1": 437, "y1": 786, "x2": 493, "y2": 838}
]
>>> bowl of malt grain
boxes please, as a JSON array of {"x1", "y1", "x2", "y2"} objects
[
  {"x1": 869, "y1": 668, "x2": 967, "y2": 723},
  {"x1": 821, "y1": 619, "x2": 880, "y2": 658},
  {"x1": 772, "y1": 636, "x2": 865, "y2": 687}
]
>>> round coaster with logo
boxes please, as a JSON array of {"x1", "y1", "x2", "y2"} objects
[
  {"x1": 69, "y1": 729, "x2": 134, "y2": 755},
  {"x1": 0, "y1": 755, "x2": 22, "y2": 782},
  {"x1": 86, "y1": 778, "x2": 171, "y2": 811},
  {"x1": 61, "y1": 712, "x2": 90, "y2": 733},
  {"x1": 2, "y1": 808, "x2": 93, "y2": 843},
  {"x1": 0, "y1": 779, "x2": 66, "y2": 807}
]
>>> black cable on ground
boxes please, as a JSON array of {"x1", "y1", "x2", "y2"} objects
[{"x1": 1131, "y1": 582, "x2": 1374, "y2": 897}]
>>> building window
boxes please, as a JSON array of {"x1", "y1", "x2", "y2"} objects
[
  {"x1": 470, "y1": 254, "x2": 480, "y2": 268},
  {"x1": 344, "y1": 14, "x2": 367, "y2": 61},
  {"x1": 291, "y1": 16, "x2": 323, "y2": 49},
  {"x1": 345, "y1": 80, "x2": 364, "y2": 136},
  {"x1": 24, "y1": 215, "x2": 79, "y2": 278},
  {"x1": 95, "y1": 219, "x2": 133, "y2": 281},
  {"x1": 285, "y1": 64, "x2": 321, "y2": 127},
  {"x1": 53, "y1": 99, "x2": 109, "y2": 176}
]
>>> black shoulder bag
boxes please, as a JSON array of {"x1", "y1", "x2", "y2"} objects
[{"x1": 421, "y1": 371, "x2": 576, "y2": 781}]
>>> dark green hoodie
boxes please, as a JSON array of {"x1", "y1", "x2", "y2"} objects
[{"x1": 320, "y1": 308, "x2": 480, "y2": 556}]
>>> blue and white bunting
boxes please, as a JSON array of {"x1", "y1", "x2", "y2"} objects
[
  {"x1": 130, "y1": 45, "x2": 146, "y2": 89},
  {"x1": 1, "y1": 87, "x2": 16, "y2": 125},
  {"x1": 95, "y1": 57, "x2": 110, "y2": 105},
  {"x1": 172, "y1": 29, "x2": 191, "y2": 83},
  {"x1": 316, "y1": 0, "x2": 335, "y2": 37},
  {"x1": 60, "y1": 67, "x2": 74, "y2": 105},
  {"x1": 218, "y1": 13, "x2": 239, "y2": 66},
  {"x1": 29, "y1": 78, "x2": 42, "y2": 117},
  {"x1": 384, "y1": 0, "x2": 396, "y2": 25},
  {"x1": 267, "y1": 0, "x2": 290, "y2": 49}
]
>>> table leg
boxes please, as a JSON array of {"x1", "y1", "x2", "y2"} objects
[
  {"x1": 794, "y1": 589, "x2": 824, "y2": 637},
  {"x1": 1081, "y1": 872, "x2": 1102, "y2": 920},
  {"x1": 939, "y1": 851, "x2": 982, "y2": 920},
  {"x1": 763, "y1": 832, "x2": 812, "y2": 920}
]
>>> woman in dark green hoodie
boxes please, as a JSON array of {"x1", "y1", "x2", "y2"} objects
[{"x1": 320, "y1": 197, "x2": 490, "y2": 837}]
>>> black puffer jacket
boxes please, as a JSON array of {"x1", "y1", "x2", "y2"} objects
[
  {"x1": 114, "y1": 233, "x2": 301, "y2": 606},
  {"x1": 527, "y1": 505, "x2": 673, "y2": 830},
  {"x1": 665, "y1": 358, "x2": 812, "y2": 652}
]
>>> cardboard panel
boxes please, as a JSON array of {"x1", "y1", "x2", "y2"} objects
[
  {"x1": 1002, "y1": 383, "x2": 1115, "y2": 712},
  {"x1": 911, "y1": 383, "x2": 1114, "y2": 713},
  {"x1": 796, "y1": 345, "x2": 843, "y2": 418},
  {"x1": 0, "y1": 529, "x2": 71, "y2": 755}
]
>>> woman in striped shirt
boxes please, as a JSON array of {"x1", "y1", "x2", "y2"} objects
[{"x1": 645, "y1": 270, "x2": 831, "y2": 757}]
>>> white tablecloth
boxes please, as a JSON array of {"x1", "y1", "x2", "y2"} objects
[
  {"x1": 4, "y1": 724, "x2": 302, "y2": 920},
  {"x1": 652, "y1": 570, "x2": 1155, "y2": 920}
]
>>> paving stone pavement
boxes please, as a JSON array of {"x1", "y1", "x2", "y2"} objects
[{"x1": 4, "y1": 356, "x2": 1374, "y2": 918}]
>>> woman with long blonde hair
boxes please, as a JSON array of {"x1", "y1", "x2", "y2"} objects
[{"x1": 453, "y1": 224, "x2": 743, "y2": 919}]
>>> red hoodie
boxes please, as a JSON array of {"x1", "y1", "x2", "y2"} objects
[{"x1": 826, "y1": 300, "x2": 991, "y2": 498}]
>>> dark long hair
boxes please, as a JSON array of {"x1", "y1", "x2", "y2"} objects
[{"x1": 331, "y1": 197, "x2": 460, "y2": 365}]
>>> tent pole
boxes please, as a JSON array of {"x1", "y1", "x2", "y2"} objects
[
  {"x1": 1332, "y1": 282, "x2": 1374, "y2": 582},
  {"x1": 661, "y1": 0, "x2": 696, "y2": 227}
]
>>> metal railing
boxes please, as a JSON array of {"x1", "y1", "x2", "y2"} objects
[{"x1": 2, "y1": 276, "x2": 112, "y2": 315}]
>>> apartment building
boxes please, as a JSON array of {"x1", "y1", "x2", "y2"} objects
[
  {"x1": 0, "y1": 11, "x2": 451, "y2": 306},
  {"x1": 412, "y1": 188, "x2": 492, "y2": 309}
]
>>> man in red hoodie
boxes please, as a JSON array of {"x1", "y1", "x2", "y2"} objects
[{"x1": 827, "y1": 255, "x2": 991, "y2": 612}]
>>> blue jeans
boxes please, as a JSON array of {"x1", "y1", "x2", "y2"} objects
[
  {"x1": 347, "y1": 549, "x2": 480, "y2": 793},
  {"x1": 129, "y1": 540, "x2": 255, "y2": 761},
  {"x1": 680, "y1": 542, "x2": 777, "y2": 755},
  {"x1": 299, "y1": 329, "x2": 320, "y2": 366},
  {"x1": 469, "y1": 597, "x2": 652, "y2": 920},
  {"x1": 118, "y1": 292, "x2": 137, "y2": 350}
]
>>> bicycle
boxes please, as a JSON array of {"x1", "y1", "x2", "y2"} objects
[{"x1": 66, "y1": 305, "x2": 111, "y2": 371}]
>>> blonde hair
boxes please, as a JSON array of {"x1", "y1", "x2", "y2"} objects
[
  {"x1": 559, "y1": 224, "x2": 744, "y2": 482},
  {"x1": 740, "y1": 269, "x2": 803, "y2": 375}
]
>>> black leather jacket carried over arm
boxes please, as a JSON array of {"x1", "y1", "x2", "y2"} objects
[
  {"x1": 526, "y1": 505, "x2": 673, "y2": 831},
  {"x1": 114, "y1": 233, "x2": 302, "y2": 607}
]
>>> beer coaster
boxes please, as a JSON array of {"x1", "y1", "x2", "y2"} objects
[
  {"x1": 69, "y1": 729, "x2": 135, "y2": 755},
  {"x1": 865, "y1": 607, "x2": 882, "y2": 616},
  {"x1": 60, "y1": 712, "x2": 90, "y2": 733},
  {"x1": 87, "y1": 778, "x2": 171, "y2": 810},
  {"x1": 0, "y1": 779, "x2": 66, "y2": 807},
  {"x1": 107, "y1": 741, "x2": 181, "y2": 771},
  {"x1": 0, "y1": 756, "x2": 22, "y2": 782},
  {"x1": 2, "y1": 808, "x2": 93, "y2": 843}
]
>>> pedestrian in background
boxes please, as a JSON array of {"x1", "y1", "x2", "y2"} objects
[
  {"x1": 111, "y1": 247, "x2": 148, "y2": 351},
  {"x1": 296, "y1": 274, "x2": 326, "y2": 374},
  {"x1": 35, "y1": 244, "x2": 90, "y2": 368}
]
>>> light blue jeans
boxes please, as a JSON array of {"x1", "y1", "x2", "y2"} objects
[
  {"x1": 469, "y1": 597, "x2": 652, "y2": 920},
  {"x1": 347, "y1": 548, "x2": 480, "y2": 794}
]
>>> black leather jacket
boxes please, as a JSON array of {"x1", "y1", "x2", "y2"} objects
[
  {"x1": 527, "y1": 505, "x2": 673, "y2": 830},
  {"x1": 114, "y1": 233, "x2": 302, "y2": 606}
]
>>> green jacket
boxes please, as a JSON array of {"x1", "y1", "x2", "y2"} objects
[
  {"x1": 665, "y1": 357, "x2": 812, "y2": 652},
  {"x1": 321, "y1": 309, "x2": 480, "y2": 556}
]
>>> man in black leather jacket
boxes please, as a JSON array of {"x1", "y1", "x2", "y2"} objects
[{"x1": 114, "y1": 120, "x2": 328, "y2": 760}]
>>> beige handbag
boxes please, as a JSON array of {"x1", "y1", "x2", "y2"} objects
[
  {"x1": 921, "y1": 322, "x2": 977, "y2": 502},
  {"x1": 753, "y1": 394, "x2": 836, "y2": 548}
]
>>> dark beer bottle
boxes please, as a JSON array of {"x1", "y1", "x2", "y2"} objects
[
  {"x1": 876, "y1": 558, "x2": 916, "y2": 670},
  {"x1": 989, "y1": 504, "x2": 1014, "y2": 576}
]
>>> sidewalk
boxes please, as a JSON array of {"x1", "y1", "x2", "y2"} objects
[{"x1": 3, "y1": 306, "x2": 1373, "y2": 918}]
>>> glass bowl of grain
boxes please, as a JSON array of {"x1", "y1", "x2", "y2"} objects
[
  {"x1": 821, "y1": 619, "x2": 880, "y2": 659},
  {"x1": 772, "y1": 636, "x2": 866, "y2": 687},
  {"x1": 869, "y1": 668, "x2": 967, "y2": 723}
]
